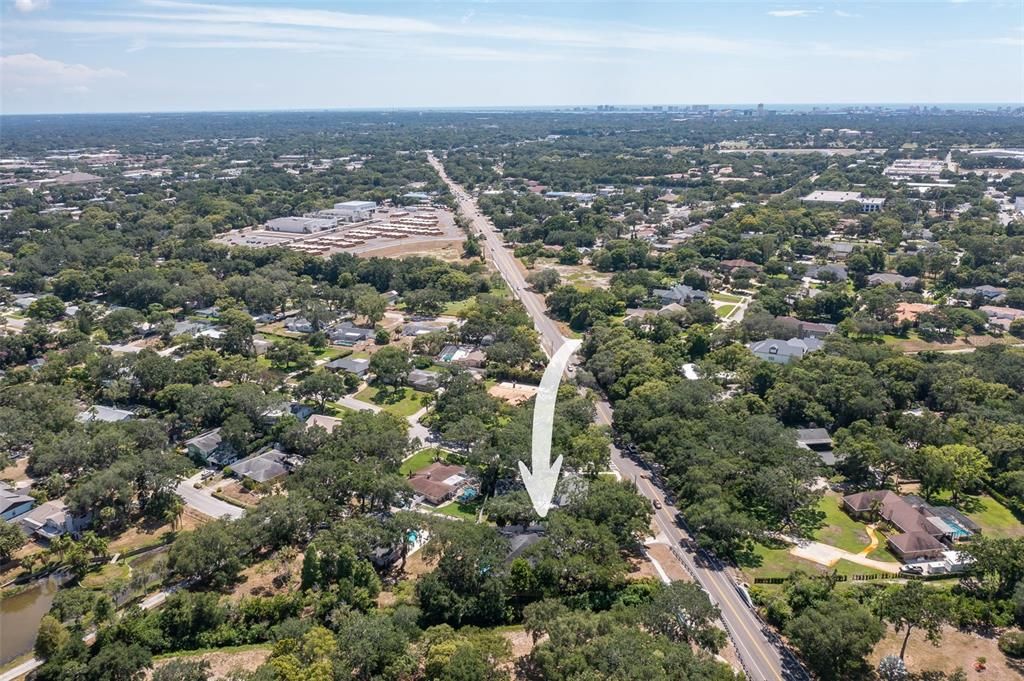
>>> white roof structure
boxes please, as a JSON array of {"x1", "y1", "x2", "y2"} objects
[{"x1": 802, "y1": 190, "x2": 863, "y2": 203}]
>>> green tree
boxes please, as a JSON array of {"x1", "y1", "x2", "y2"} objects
[
  {"x1": 296, "y1": 370, "x2": 350, "y2": 412},
  {"x1": 786, "y1": 597, "x2": 885, "y2": 681},
  {"x1": 0, "y1": 520, "x2": 26, "y2": 562},
  {"x1": 27, "y1": 295, "x2": 66, "y2": 321},
  {"x1": 168, "y1": 519, "x2": 242, "y2": 589},
  {"x1": 643, "y1": 582, "x2": 726, "y2": 653},
  {"x1": 35, "y1": 615, "x2": 70, "y2": 659},
  {"x1": 152, "y1": 660, "x2": 211, "y2": 681},
  {"x1": 875, "y1": 581, "x2": 947, "y2": 659},
  {"x1": 369, "y1": 346, "x2": 411, "y2": 392}
]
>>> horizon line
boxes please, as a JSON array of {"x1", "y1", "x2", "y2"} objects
[{"x1": 1, "y1": 101, "x2": 1021, "y2": 118}]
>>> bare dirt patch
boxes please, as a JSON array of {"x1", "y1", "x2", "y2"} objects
[
  {"x1": 0, "y1": 458, "x2": 31, "y2": 485},
  {"x1": 871, "y1": 624, "x2": 1018, "y2": 681},
  {"x1": 487, "y1": 382, "x2": 538, "y2": 406},
  {"x1": 503, "y1": 628, "x2": 534, "y2": 659},
  {"x1": 356, "y1": 239, "x2": 465, "y2": 261},
  {"x1": 216, "y1": 481, "x2": 262, "y2": 509},
  {"x1": 228, "y1": 552, "x2": 302, "y2": 603},
  {"x1": 645, "y1": 543, "x2": 694, "y2": 583},
  {"x1": 531, "y1": 259, "x2": 613, "y2": 290},
  {"x1": 107, "y1": 510, "x2": 206, "y2": 554},
  {"x1": 149, "y1": 647, "x2": 271, "y2": 680}
]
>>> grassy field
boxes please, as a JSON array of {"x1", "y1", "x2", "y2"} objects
[
  {"x1": 400, "y1": 448, "x2": 447, "y2": 475},
  {"x1": 355, "y1": 386, "x2": 425, "y2": 417},
  {"x1": 711, "y1": 292, "x2": 743, "y2": 304},
  {"x1": 715, "y1": 304, "x2": 736, "y2": 318},
  {"x1": 963, "y1": 494, "x2": 1024, "y2": 538},
  {"x1": 743, "y1": 542, "x2": 891, "y2": 586},
  {"x1": 813, "y1": 493, "x2": 872, "y2": 553},
  {"x1": 434, "y1": 500, "x2": 482, "y2": 522},
  {"x1": 443, "y1": 298, "x2": 476, "y2": 316}
]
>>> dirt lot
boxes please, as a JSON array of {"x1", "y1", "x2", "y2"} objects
[
  {"x1": 354, "y1": 238, "x2": 465, "y2": 260},
  {"x1": 215, "y1": 480, "x2": 262, "y2": 509},
  {"x1": 0, "y1": 457, "x2": 31, "y2": 485},
  {"x1": 871, "y1": 625, "x2": 1021, "y2": 680},
  {"x1": 149, "y1": 647, "x2": 270, "y2": 679},
  {"x1": 228, "y1": 552, "x2": 302, "y2": 603},
  {"x1": 487, "y1": 382, "x2": 539, "y2": 406},
  {"x1": 107, "y1": 509, "x2": 206, "y2": 554},
  {"x1": 645, "y1": 543, "x2": 694, "y2": 583},
  {"x1": 532, "y1": 259, "x2": 613, "y2": 290}
]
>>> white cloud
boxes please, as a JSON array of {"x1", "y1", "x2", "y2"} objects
[
  {"x1": 12, "y1": 0, "x2": 50, "y2": 13},
  {"x1": 767, "y1": 9, "x2": 819, "y2": 17},
  {"x1": 0, "y1": 53, "x2": 124, "y2": 88},
  {"x1": 834, "y1": 9, "x2": 860, "y2": 18}
]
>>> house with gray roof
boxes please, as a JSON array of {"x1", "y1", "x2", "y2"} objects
[
  {"x1": 76, "y1": 405, "x2": 135, "y2": 424},
  {"x1": 408, "y1": 369, "x2": 441, "y2": 392},
  {"x1": 328, "y1": 322, "x2": 375, "y2": 346},
  {"x1": 867, "y1": 273, "x2": 920, "y2": 290},
  {"x1": 651, "y1": 284, "x2": 708, "y2": 306},
  {"x1": 229, "y1": 447, "x2": 297, "y2": 484},
  {"x1": 0, "y1": 482, "x2": 34, "y2": 521},
  {"x1": 747, "y1": 337, "x2": 823, "y2": 364},
  {"x1": 185, "y1": 428, "x2": 237, "y2": 465},
  {"x1": 326, "y1": 356, "x2": 371, "y2": 377}
]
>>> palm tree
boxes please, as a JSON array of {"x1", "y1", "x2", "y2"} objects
[
  {"x1": 48, "y1": 534, "x2": 72, "y2": 563},
  {"x1": 163, "y1": 496, "x2": 185, "y2": 531},
  {"x1": 80, "y1": 532, "x2": 108, "y2": 559}
]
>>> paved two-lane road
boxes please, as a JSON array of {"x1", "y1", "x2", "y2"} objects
[{"x1": 430, "y1": 152, "x2": 806, "y2": 680}]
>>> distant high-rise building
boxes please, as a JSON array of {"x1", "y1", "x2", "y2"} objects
[{"x1": 757, "y1": 103, "x2": 765, "y2": 116}]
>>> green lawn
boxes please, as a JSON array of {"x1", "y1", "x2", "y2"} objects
[
  {"x1": 711, "y1": 292, "x2": 743, "y2": 304},
  {"x1": 742, "y1": 542, "x2": 891, "y2": 586},
  {"x1": 963, "y1": 494, "x2": 1024, "y2": 538},
  {"x1": 400, "y1": 448, "x2": 447, "y2": 475},
  {"x1": 813, "y1": 493, "x2": 872, "y2": 554},
  {"x1": 434, "y1": 500, "x2": 482, "y2": 522},
  {"x1": 355, "y1": 386, "x2": 425, "y2": 418},
  {"x1": 443, "y1": 298, "x2": 476, "y2": 316},
  {"x1": 715, "y1": 304, "x2": 736, "y2": 318}
]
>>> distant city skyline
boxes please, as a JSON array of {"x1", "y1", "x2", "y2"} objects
[{"x1": 1, "y1": 0, "x2": 1022, "y2": 115}]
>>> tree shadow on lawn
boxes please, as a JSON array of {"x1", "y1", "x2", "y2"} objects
[{"x1": 370, "y1": 386, "x2": 412, "y2": 406}]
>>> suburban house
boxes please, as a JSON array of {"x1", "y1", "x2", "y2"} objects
[
  {"x1": 437, "y1": 344, "x2": 486, "y2": 369},
  {"x1": 0, "y1": 482, "x2": 34, "y2": 521},
  {"x1": 408, "y1": 369, "x2": 441, "y2": 392},
  {"x1": 262, "y1": 401, "x2": 314, "y2": 425},
  {"x1": 955, "y1": 285, "x2": 1007, "y2": 304},
  {"x1": 18, "y1": 501, "x2": 90, "y2": 541},
  {"x1": 867, "y1": 273, "x2": 920, "y2": 290},
  {"x1": 796, "y1": 428, "x2": 836, "y2": 466},
  {"x1": 804, "y1": 264, "x2": 848, "y2": 282},
  {"x1": 185, "y1": 428, "x2": 237, "y2": 466},
  {"x1": 285, "y1": 317, "x2": 316, "y2": 334},
  {"x1": 326, "y1": 356, "x2": 370, "y2": 378},
  {"x1": 328, "y1": 322, "x2": 375, "y2": 346},
  {"x1": 408, "y1": 462, "x2": 468, "y2": 506},
  {"x1": 229, "y1": 447, "x2": 300, "y2": 484},
  {"x1": 719, "y1": 258, "x2": 760, "y2": 273},
  {"x1": 651, "y1": 284, "x2": 708, "y2": 306},
  {"x1": 747, "y1": 337, "x2": 823, "y2": 364},
  {"x1": 842, "y1": 490, "x2": 980, "y2": 562},
  {"x1": 772, "y1": 316, "x2": 836, "y2": 340},
  {"x1": 979, "y1": 305, "x2": 1024, "y2": 331},
  {"x1": 76, "y1": 405, "x2": 135, "y2": 424},
  {"x1": 305, "y1": 414, "x2": 344, "y2": 433},
  {"x1": 895, "y1": 302, "x2": 936, "y2": 324}
]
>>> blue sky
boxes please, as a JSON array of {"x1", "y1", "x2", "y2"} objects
[{"x1": 1, "y1": 0, "x2": 1022, "y2": 114}]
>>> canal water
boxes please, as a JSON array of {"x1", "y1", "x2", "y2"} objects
[{"x1": 0, "y1": 577, "x2": 60, "y2": 665}]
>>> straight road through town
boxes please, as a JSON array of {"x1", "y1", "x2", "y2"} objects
[{"x1": 429, "y1": 152, "x2": 806, "y2": 680}]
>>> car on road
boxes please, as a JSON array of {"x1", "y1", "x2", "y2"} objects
[{"x1": 652, "y1": 499, "x2": 662, "y2": 509}]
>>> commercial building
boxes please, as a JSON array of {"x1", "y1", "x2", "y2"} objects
[
  {"x1": 266, "y1": 216, "x2": 336, "y2": 234},
  {"x1": 884, "y1": 158, "x2": 954, "y2": 180},
  {"x1": 331, "y1": 200, "x2": 377, "y2": 222},
  {"x1": 801, "y1": 190, "x2": 886, "y2": 213}
]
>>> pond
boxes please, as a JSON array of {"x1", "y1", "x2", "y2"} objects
[{"x1": 0, "y1": 577, "x2": 61, "y2": 665}]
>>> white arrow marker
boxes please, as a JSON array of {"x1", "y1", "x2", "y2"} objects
[{"x1": 519, "y1": 338, "x2": 582, "y2": 517}]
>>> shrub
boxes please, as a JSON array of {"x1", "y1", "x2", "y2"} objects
[{"x1": 999, "y1": 631, "x2": 1024, "y2": 658}]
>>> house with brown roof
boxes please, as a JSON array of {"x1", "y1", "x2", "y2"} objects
[
  {"x1": 408, "y1": 462, "x2": 468, "y2": 505},
  {"x1": 842, "y1": 490, "x2": 978, "y2": 562},
  {"x1": 719, "y1": 259, "x2": 760, "y2": 273}
]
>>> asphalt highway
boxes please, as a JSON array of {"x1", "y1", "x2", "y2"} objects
[{"x1": 429, "y1": 152, "x2": 807, "y2": 680}]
